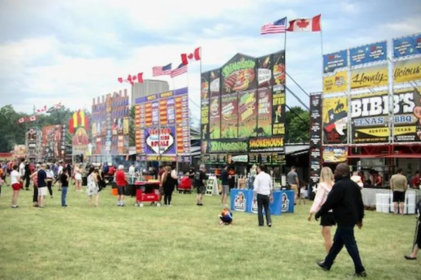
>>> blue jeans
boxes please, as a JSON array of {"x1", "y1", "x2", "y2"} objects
[
  {"x1": 61, "y1": 186, "x2": 68, "y2": 206},
  {"x1": 324, "y1": 226, "x2": 365, "y2": 273}
]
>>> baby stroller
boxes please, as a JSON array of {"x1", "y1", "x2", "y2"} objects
[{"x1": 135, "y1": 181, "x2": 161, "y2": 207}]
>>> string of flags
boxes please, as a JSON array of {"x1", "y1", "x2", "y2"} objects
[{"x1": 261, "y1": 14, "x2": 321, "y2": 34}]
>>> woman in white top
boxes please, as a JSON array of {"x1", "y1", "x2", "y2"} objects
[
  {"x1": 74, "y1": 164, "x2": 83, "y2": 192},
  {"x1": 46, "y1": 164, "x2": 55, "y2": 198},
  {"x1": 351, "y1": 171, "x2": 364, "y2": 188},
  {"x1": 307, "y1": 167, "x2": 335, "y2": 254},
  {"x1": 86, "y1": 167, "x2": 99, "y2": 207},
  {"x1": 10, "y1": 164, "x2": 23, "y2": 208}
]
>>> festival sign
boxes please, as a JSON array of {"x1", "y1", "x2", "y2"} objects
[
  {"x1": 209, "y1": 69, "x2": 221, "y2": 98},
  {"x1": 257, "y1": 87, "x2": 272, "y2": 136},
  {"x1": 248, "y1": 136, "x2": 284, "y2": 153},
  {"x1": 322, "y1": 96, "x2": 348, "y2": 144},
  {"x1": 201, "y1": 71, "x2": 210, "y2": 100},
  {"x1": 323, "y1": 50, "x2": 348, "y2": 74},
  {"x1": 393, "y1": 57, "x2": 421, "y2": 84},
  {"x1": 323, "y1": 146, "x2": 348, "y2": 163},
  {"x1": 159, "y1": 91, "x2": 175, "y2": 126},
  {"x1": 272, "y1": 85, "x2": 285, "y2": 135},
  {"x1": 42, "y1": 125, "x2": 64, "y2": 160},
  {"x1": 220, "y1": 94, "x2": 238, "y2": 138},
  {"x1": 209, "y1": 97, "x2": 221, "y2": 139},
  {"x1": 350, "y1": 92, "x2": 389, "y2": 144},
  {"x1": 350, "y1": 64, "x2": 388, "y2": 90},
  {"x1": 309, "y1": 92, "x2": 322, "y2": 192},
  {"x1": 393, "y1": 33, "x2": 421, "y2": 58},
  {"x1": 393, "y1": 87, "x2": 421, "y2": 143},
  {"x1": 272, "y1": 51, "x2": 286, "y2": 86},
  {"x1": 257, "y1": 54, "x2": 272, "y2": 88},
  {"x1": 238, "y1": 90, "x2": 257, "y2": 138},
  {"x1": 221, "y1": 53, "x2": 256, "y2": 95},
  {"x1": 175, "y1": 92, "x2": 190, "y2": 155},
  {"x1": 201, "y1": 72, "x2": 210, "y2": 141},
  {"x1": 205, "y1": 140, "x2": 248, "y2": 154},
  {"x1": 201, "y1": 104, "x2": 209, "y2": 139},
  {"x1": 349, "y1": 41, "x2": 387, "y2": 66},
  {"x1": 323, "y1": 71, "x2": 348, "y2": 94},
  {"x1": 144, "y1": 127, "x2": 176, "y2": 155}
]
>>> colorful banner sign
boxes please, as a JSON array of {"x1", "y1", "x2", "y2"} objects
[
  {"x1": 144, "y1": 127, "x2": 176, "y2": 155},
  {"x1": 257, "y1": 54, "x2": 272, "y2": 88},
  {"x1": 309, "y1": 92, "x2": 322, "y2": 193},
  {"x1": 220, "y1": 94, "x2": 238, "y2": 138},
  {"x1": 272, "y1": 51, "x2": 286, "y2": 86},
  {"x1": 257, "y1": 87, "x2": 272, "y2": 136},
  {"x1": 42, "y1": 125, "x2": 64, "y2": 160},
  {"x1": 351, "y1": 92, "x2": 389, "y2": 144},
  {"x1": 205, "y1": 140, "x2": 248, "y2": 153},
  {"x1": 323, "y1": 71, "x2": 348, "y2": 94},
  {"x1": 393, "y1": 57, "x2": 421, "y2": 84},
  {"x1": 210, "y1": 69, "x2": 221, "y2": 98},
  {"x1": 209, "y1": 97, "x2": 221, "y2": 139},
  {"x1": 221, "y1": 53, "x2": 256, "y2": 95},
  {"x1": 201, "y1": 104, "x2": 209, "y2": 139},
  {"x1": 323, "y1": 146, "x2": 348, "y2": 163},
  {"x1": 248, "y1": 136, "x2": 284, "y2": 153},
  {"x1": 272, "y1": 85, "x2": 285, "y2": 135},
  {"x1": 393, "y1": 33, "x2": 421, "y2": 58},
  {"x1": 322, "y1": 97, "x2": 348, "y2": 144},
  {"x1": 349, "y1": 41, "x2": 387, "y2": 66},
  {"x1": 201, "y1": 71, "x2": 210, "y2": 101},
  {"x1": 393, "y1": 87, "x2": 421, "y2": 142},
  {"x1": 238, "y1": 90, "x2": 257, "y2": 138},
  {"x1": 351, "y1": 64, "x2": 388, "y2": 90},
  {"x1": 323, "y1": 50, "x2": 348, "y2": 74}
]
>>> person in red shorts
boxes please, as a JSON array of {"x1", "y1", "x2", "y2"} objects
[
  {"x1": 115, "y1": 165, "x2": 127, "y2": 207},
  {"x1": 10, "y1": 165, "x2": 23, "y2": 208}
]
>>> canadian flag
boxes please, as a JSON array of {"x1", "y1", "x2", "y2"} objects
[
  {"x1": 36, "y1": 105, "x2": 47, "y2": 114},
  {"x1": 118, "y1": 73, "x2": 143, "y2": 85},
  {"x1": 181, "y1": 47, "x2": 201, "y2": 65},
  {"x1": 28, "y1": 115, "x2": 38, "y2": 122},
  {"x1": 17, "y1": 117, "x2": 26, "y2": 124},
  {"x1": 287, "y1": 14, "x2": 321, "y2": 32}
]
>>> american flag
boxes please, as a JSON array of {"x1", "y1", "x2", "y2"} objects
[
  {"x1": 152, "y1": 63, "x2": 172, "y2": 77},
  {"x1": 261, "y1": 17, "x2": 287, "y2": 35},
  {"x1": 170, "y1": 63, "x2": 187, "y2": 78}
]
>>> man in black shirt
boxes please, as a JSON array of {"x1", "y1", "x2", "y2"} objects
[
  {"x1": 220, "y1": 165, "x2": 230, "y2": 206},
  {"x1": 315, "y1": 163, "x2": 366, "y2": 278},
  {"x1": 195, "y1": 164, "x2": 208, "y2": 206}
]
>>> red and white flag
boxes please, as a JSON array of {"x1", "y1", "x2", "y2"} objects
[
  {"x1": 287, "y1": 14, "x2": 321, "y2": 32},
  {"x1": 28, "y1": 115, "x2": 38, "y2": 122},
  {"x1": 36, "y1": 105, "x2": 47, "y2": 114},
  {"x1": 17, "y1": 117, "x2": 26, "y2": 124},
  {"x1": 118, "y1": 73, "x2": 143, "y2": 85},
  {"x1": 181, "y1": 47, "x2": 201, "y2": 65}
]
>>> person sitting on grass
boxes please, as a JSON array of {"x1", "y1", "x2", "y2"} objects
[{"x1": 219, "y1": 207, "x2": 233, "y2": 225}]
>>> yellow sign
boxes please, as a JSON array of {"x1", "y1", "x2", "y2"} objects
[
  {"x1": 394, "y1": 57, "x2": 421, "y2": 84},
  {"x1": 323, "y1": 71, "x2": 348, "y2": 94},
  {"x1": 351, "y1": 65, "x2": 388, "y2": 90},
  {"x1": 322, "y1": 97, "x2": 348, "y2": 124}
]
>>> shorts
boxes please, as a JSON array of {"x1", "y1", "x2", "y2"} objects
[
  {"x1": 222, "y1": 185, "x2": 229, "y2": 195},
  {"x1": 320, "y1": 212, "x2": 336, "y2": 227},
  {"x1": 75, "y1": 173, "x2": 82, "y2": 181},
  {"x1": 197, "y1": 185, "x2": 206, "y2": 195},
  {"x1": 393, "y1": 191, "x2": 405, "y2": 203},
  {"x1": 38, "y1": 187, "x2": 48, "y2": 196},
  {"x1": 12, "y1": 183, "x2": 22, "y2": 191},
  {"x1": 290, "y1": 184, "x2": 298, "y2": 193},
  {"x1": 117, "y1": 186, "x2": 125, "y2": 196}
]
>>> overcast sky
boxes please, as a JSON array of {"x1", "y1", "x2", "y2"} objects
[{"x1": 0, "y1": 0, "x2": 420, "y2": 123}]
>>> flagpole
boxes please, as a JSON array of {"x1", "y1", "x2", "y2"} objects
[{"x1": 284, "y1": 18, "x2": 287, "y2": 52}]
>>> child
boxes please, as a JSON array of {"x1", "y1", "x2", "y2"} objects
[
  {"x1": 219, "y1": 207, "x2": 233, "y2": 225},
  {"x1": 299, "y1": 183, "x2": 307, "y2": 205}
]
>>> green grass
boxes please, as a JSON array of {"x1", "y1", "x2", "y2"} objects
[{"x1": 0, "y1": 184, "x2": 420, "y2": 280}]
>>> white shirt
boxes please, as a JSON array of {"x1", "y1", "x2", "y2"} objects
[
  {"x1": 129, "y1": 166, "x2": 135, "y2": 176},
  {"x1": 11, "y1": 170, "x2": 20, "y2": 185},
  {"x1": 19, "y1": 163, "x2": 25, "y2": 176},
  {"x1": 253, "y1": 171, "x2": 273, "y2": 195},
  {"x1": 58, "y1": 166, "x2": 63, "y2": 175}
]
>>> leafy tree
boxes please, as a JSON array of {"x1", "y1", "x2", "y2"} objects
[{"x1": 285, "y1": 106, "x2": 310, "y2": 143}]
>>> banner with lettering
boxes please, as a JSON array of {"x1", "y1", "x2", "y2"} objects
[
  {"x1": 221, "y1": 94, "x2": 238, "y2": 138},
  {"x1": 221, "y1": 53, "x2": 257, "y2": 95},
  {"x1": 349, "y1": 41, "x2": 387, "y2": 66},
  {"x1": 201, "y1": 72, "x2": 210, "y2": 141},
  {"x1": 144, "y1": 127, "x2": 176, "y2": 155},
  {"x1": 351, "y1": 64, "x2": 388, "y2": 90},
  {"x1": 323, "y1": 71, "x2": 348, "y2": 94},
  {"x1": 209, "y1": 97, "x2": 221, "y2": 139},
  {"x1": 272, "y1": 85, "x2": 286, "y2": 135},
  {"x1": 351, "y1": 92, "x2": 389, "y2": 144},
  {"x1": 201, "y1": 104, "x2": 209, "y2": 139},
  {"x1": 393, "y1": 33, "x2": 421, "y2": 58},
  {"x1": 205, "y1": 140, "x2": 249, "y2": 154},
  {"x1": 323, "y1": 50, "x2": 348, "y2": 74},
  {"x1": 393, "y1": 57, "x2": 421, "y2": 84},
  {"x1": 210, "y1": 69, "x2": 221, "y2": 98},
  {"x1": 248, "y1": 136, "x2": 284, "y2": 153},
  {"x1": 393, "y1": 87, "x2": 421, "y2": 143},
  {"x1": 322, "y1": 96, "x2": 348, "y2": 144},
  {"x1": 238, "y1": 90, "x2": 257, "y2": 138},
  {"x1": 309, "y1": 92, "x2": 322, "y2": 194},
  {"x1": 257, "y1": 87, "x2": 272, "y2": 136},
  {"x1": 323, "y1": 146, "x2": 348, "y2": 163},
  {"x1": 257, "y1": 54, "x2": 272, "y2": 88}
]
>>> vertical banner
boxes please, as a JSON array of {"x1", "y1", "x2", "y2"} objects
[
  {"x1": 257, "y1": 87, "x2": 272, "y2": 136},
  {"x1": 220, "y1": 94, "x2": 238, "y2": 138},
  {"x1": 322, "y1": 96, "x2": 348, "y2": 144},
  {"x1": 272, "y1": 85, "x2": 285, "y2": 135},
  {"x1": 201, "y1": 72, "x2": 210, "y2": 141},
  {"x1": 393, "y1": 87, "x2": 421, "y2": 142},
  {"x1": 309, "y1": 92, "x2": 322, "y2": 195},
  {"x1": 209, "y1": 97, "x2": 221, "y2": 139},
  {"x1": 257, "y1": 54, "x2": 273, "y2": 88},
  {"x1": 271, "y1": 51, "x2": 286, "y2": 86},
  {"x1": 210, "y1": 69, "x2": 221, "y2": 98},
  {"x1": 238, "y1": 90, "x2": 257, "y2": 138}
]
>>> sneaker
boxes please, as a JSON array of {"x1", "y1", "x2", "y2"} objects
[
  {"x1": 316, "y1": 261, "x2": 330, "y2": 271},
  {"x1": 353, "y1": 271, "x2": 367, "y2": 278},
  {"x1": 267, "y1": 223, "x2": 272, "y2": 227},
  {"x1": 11, "y1": 205, "x2": 19, "y2": 208},
  {"x1": 62, "y1": 205, "x2": 68, "y2": 207},
  {"x1": 404, "y1": 255, "x2": 417, "y2": 260}
]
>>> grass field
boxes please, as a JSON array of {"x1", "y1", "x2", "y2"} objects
[{"x1": 0, "y1": 184, "x2": 419, "y2": 280}]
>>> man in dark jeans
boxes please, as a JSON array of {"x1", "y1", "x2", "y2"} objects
[
  {"x1": 253, "y1": 164, "x2": 273, "y2": 227},
  {"x1": 315, "y1": 163, "x2": 366, "y2": 278},
  {"x1": 24, "y1": 161, "x2": 31, "y2": 190}
]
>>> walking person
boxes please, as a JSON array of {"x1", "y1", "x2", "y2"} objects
[
  {"x1": 115, "y1": 165, "x2": 127, "y2": 207},
  {"x1": 390, "y1": 168, "x2": 408, "y2": 215},
  {"x1": 287, "y1": 166, "x2": 300, "y2": 205},
  {"x1": 60, "y1": 169, "x2": 69, "y2": 207},
  {"x1": 86, "y1": 167, "x2": 99, "y2": 207},
  {"x1": 10, "y1": 165, "x2": 23, "y2": 208},
  {"x1": 161, "y1": 166, "x2": 178, "y2": 206},
  {"x1": 220, "y1": 165, "x2": 230, "y2": 207},
  {"x1": 37, "y1": 164, "x2": 48, "y2": 208},
  {"x1": 30, "y1": 164, "x2": 39, "y2": 207},
  {"x1": 74, "y1": 164, "x2": 83, "y2": 192},
  {"x1": 308, "y1": 167, "x2": 335, "y2": 254},
  {"x1": 315, "y1": 163, "x2": 366, "y2": 278},
  {"x1": 253, "y1": 164, "x2": 273, "y2": 227},
  {"x1": 46, "y1": 164, "x2": 54, "y2": 198},
  {"x1": 195, "y1": 164, "x2": 208, "y2": 206}
]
